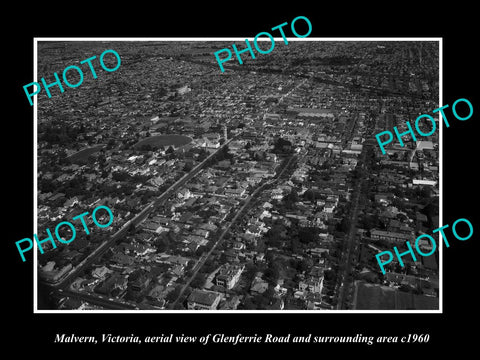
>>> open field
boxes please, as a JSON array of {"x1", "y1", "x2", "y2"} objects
[
  {"x1": 67, "y1": 144, "x2": 105, "y2": 163},
  {"x1": 134, "y1": 134, "x2": 192, "y2": 149}
]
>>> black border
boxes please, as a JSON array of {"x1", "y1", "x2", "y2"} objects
[{"x1": 6, "y1": 3, "x2": 478, "y2": 354}]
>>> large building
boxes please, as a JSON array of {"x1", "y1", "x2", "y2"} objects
[
  {"x1": 370, "y1": 229, "x2": 413, "y2": 243},
  {"x1": 215, "y1": 264, "x2": 245, "y2": 290},
  {"x1": 187, "y1": 289, "x2": 223, "y2": 310}
]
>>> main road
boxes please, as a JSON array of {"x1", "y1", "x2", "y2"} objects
[
  {"x1": 44, "y1": 134, "x2": 240, "y2": 290},
  {"x1": 170, "y1": 76, "x2": 306, "y2": 307},
  {"x1": 171, "y1": 154, "x2": 298, "y2": 307},
  {"x1": 335, "y1": 141, "x2": 372, "y2": 309},
  {"x1": 57, "y1": 288, "x2": 138, "y2": 310}
]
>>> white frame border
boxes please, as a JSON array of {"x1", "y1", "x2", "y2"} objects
[{"x1": 33, "y1": 37, "x2": 443, "y2": 314}]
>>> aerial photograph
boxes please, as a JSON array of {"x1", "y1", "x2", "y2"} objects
[{"x1": 35, "y1": 39, "x2": 440, "y2": 311}]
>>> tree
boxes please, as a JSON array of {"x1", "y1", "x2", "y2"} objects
[
  {"x1": 265, "y1": 236, "x2": 282, "y2": 248},
  {"x1": 263, "y1": 267, "x2": 279, "y2": 286},
  {"x1": 273, "y1": 137, "x2": 293, "y2": 154},
  {"x1": 251, "y1": 294, "x2": 269, "y2": 309},
  {"x1": 165, "y1": 286, "x2": 181, "y2": 303},
  {"x1": 298, "y1": 227, "x2": 319, "y2": 244},
  {"x1": 190, "y1": 273, "x2": 206, "y2": 289},
  {"x1": 266, "y1": 223, "x2": 286, "y2": 239},
  {"x1": 244, "y1": 263, "x2": 258, "y2": 284},
  {"x1": 203, "y1": 259, "x2": 218, "y2": 274},
  {"x1": 242, "y1": 297, "x2": 257, "y2": 310},
  {"x1": 183, "y1": 161, "x2": 194, "y2": 172},
  {"x1": 106, "y1": 139, "x2": 116, "y2": 150},
  {"x1": 253, "y1": 151, "x2": 266, "y2": 161},
  {"x1": 112, "y1": 171, "x2": 130, "y2": 182},
  {"x1": 216, "y1": 145, "x2": 232, "y2": 162},
  {"x1": 296, "y1": 258, "x2": 311, "y2": 273},
  {"x1": 154, "y1": 237, "x2": 170, "y2": 252},
  {"x1": 290, "y1": 238, "x2": 301, "y2": 253},
  {"x1": 360, "y1": 214, "x2": 378, "y2": 230},
  {"x1": 337, "y1": 217, "x2": 351, "y2": 233},
  {"x1": 219, "y1": 252, "x2": 228, "y2": 265},
  {"x1": 418, "y1": 186, "x2": 432, "y2": 199},
  {"x1": 303, "y1": 189, "x2": 320, "y2": 203},
  {"x1": 195, "y1": 246, "x2": 207, "y2": 258},
  {"x1": 284, "y1": 189, "x2": 299, "y2": 208},
  {"x1": 324, "y1": 269, "x2": 336, "y2": 282}
]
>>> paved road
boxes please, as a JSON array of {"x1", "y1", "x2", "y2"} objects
[
  {"x1": 58, "y1": 288, "x2": 137, "y2": 310},
  {"x1": 169, "y1": 75, "x2": 305, "y2": 307},
  {"x1": 45, "y1": 71, "x2": 304, "y2": 304},
  {"x1": 171, "y1": 155, "x2": 297, "y2": 307},
  {"x1": 43, "y1": 135, "x2": 239, "y2": 290},
  {"x1": 336, "y1": 144, "x2": 369, "y2": 309}
]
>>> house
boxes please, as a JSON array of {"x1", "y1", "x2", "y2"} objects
[
  {"x1": 265, "y1": 298, "x2": 284, "y2": 310},
  {"x1": 40, "y1": 263, "x2": 73, "y2": 283},
  {"x1": 187, "y1": 289, "x2": 223, "y2": 310},
  {"x1": 306, "y1": 300, "x2": 323, "y2": 310},
  {"x1": 48, "y1": 192, "x2": 66, "y2": 202},
  {"x1": 148, "y1": 285, "x2": 165, "y2": 300},
  {"x1": 177, "y1": 188, "x2": 192, "y2": 199},
  {"x1": 63, "y1": 196, "x2": 80, "y2": 208},
  {"x1": 298, "y1": 277, "x2": 324, "y2": 295},
  {"x1": 149, "y1": 176, "x2": 165, "y2": 187},
  {"x1": 112, "y1": 274, "x2": 128, "y2": 290},
  {"x1": 245, "y1": 224, "x2": 262, "y2": 236},
  {"x1": 233, "y1": 241, "x2": 245, "y2": 251},
  {"x1": 271, "y1": 188, "x2": 284, "y2": 200},
  {"x1": 123, "y1": 243, "x2": 155, "y2": 257},
  {"x1": 263, "y1": 201, "x2": 273, "y2": 209},
  {"x1": 219, "y1": 295, "x2": 242, "y2": 310},
  {"x1": 111, "y1": 253, "x2": 135, "y2": 266},
  {"x1": 166, "y1": 255, "x2": 190, "y2": 267},
  {"x1": 171, "y1": 264, "x2": 185, "y2": 277},
  {"x1": 250, "y1": 274, "x2": 269, "y2": 294},
  {"x1": 193, "y1": 228, "x2": 210, "y2": 238},
  {"x1": 129, "y1": 274, "x2": 151, "y2": 292},
  {"x1": 224, "y1": 248, "x2": 239, "y2": 262},
  {"x1": 95, "y1": 273, "x2": 127, "y2": 296},
  {"x1": 294, "y1": 290, "x2": 305, "y2": 299},
  {"x1": 255, "y1": 252, "x2": 265, "y2": 263},
  {"x1": 309, "y1": 248, "x2": 329, "y2": 258},
  {"x1": 323, "y1": 203, "x2": 335, "y2": 214},
  {"x1": 92, "y1": 266, "x2": 111, "y2": 279},
  {"x1": 224, "y1": 188, "x2": 246, "y2": 197},
  {"x1": 375, "y1": 194, "x2": 390, "y2": 204}
]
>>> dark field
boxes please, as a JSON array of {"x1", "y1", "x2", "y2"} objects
[
  {"x1": 354, "y1": 281, "x2": 439, "y2": 310},
  {"x1": 134, "y1": 134, "x2": 192, "y2": 149}
]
